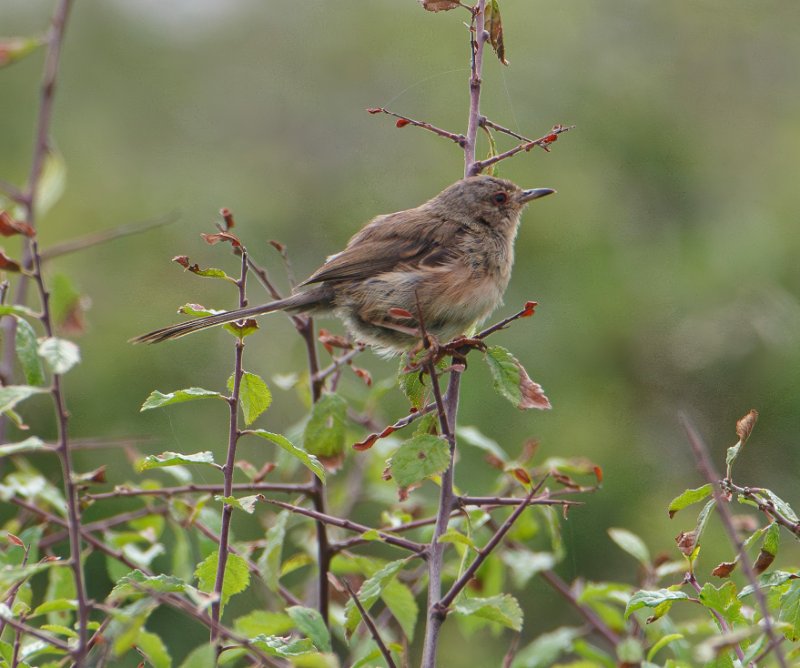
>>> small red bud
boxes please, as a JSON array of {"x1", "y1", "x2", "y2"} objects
[{"x1": 396, "y1": 118, "x2": 411, "y2": 128}]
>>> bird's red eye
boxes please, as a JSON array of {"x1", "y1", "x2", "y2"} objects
[{"x1": 492, "y1": 191, "x2": 508, "y2": 204}]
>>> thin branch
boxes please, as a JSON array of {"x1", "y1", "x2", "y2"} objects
[
  {"x1": 439, "y1": 484, "x2": 538, "y2": 609},
  {"x1": 480, "y1": 116, "x2": 532, "y2": 143},
  {"x1": 459, "y1": 495, "x2": 582, "y2": 508},
  {"x1": 471, "y1": 124, "x2": 573, "y2": 174},
  {"x1": 311, "y1": 346, "x2": 365, "y2": 384},
  {"x1": 211, "y1": 246, "x2": 249, "y2": 641},
  {"x1": 723, "y1": 481, "x2": 800, "y2": 538},
  {"x1": 84, "y1": 481, "x2": 313, "y2": 501},
  {"x1": 464, "y1": 0, "x2": 488, "y2": 177},
  {"x1": 366, "y1": 107, "x2": 466, "y2": 147},
  {"x1": 681, "y1": 414, "x2": 787, "y2": 668},
  {"x1": 39, "y1": 211, "x2": 179, "y2": 261},
  {"x1": 341, "y1": 578, "x2": 398, "y2": 668},
  {"x1": 0, "y1": 179, "x2": 24, "y2": 203},
  {"x1": 0, "y1": 612, "x2": 72, "y2": 653},
  {"x1": 264, "y1": 498, "x2": 426, "y2": 555},
  {"x1": 353, "y1": 402, "x2": 436, "y2": 451}
]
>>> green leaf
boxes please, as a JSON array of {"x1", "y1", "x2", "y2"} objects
[
  {"x1": 216, "y1": 494, "x2": 263, "y2": 514},
  {"x1": 288, "y1": 606, "x2": 331, "y2": 652},
  {"x1": 725, "y1": 442, "x2": 741, "y2": 477},
  {"x1": 136, "y1": 450, "x2": 217, "y2": 472},
  {"x1": 229, "y1": 371, "x2": 271, "y2": 426},
  {"x1": 763, "y1": 521, "x2": 780, "y2": 556},
  {"x1": 454, "y1": 593, "x2": 523, "y2": 631},
  {"x1": 303, "y1": 393, "x2": 348, "y2": 459},
  {"x1": 0, "y1": 385, "x2": 48, "y2": 413},
  {"x1": 44, "y1": 563, "x2": 75, "y2": 627},
  {"x1": 382, "y1": 579, "x2": 418, "y2": 642},
  {"x1": 389, "y1": 434, "x2": 450, "y2": 488},
  {"x1": 646, "y1": 633, "x2": 684, "y2": 662},
  {"x1": 136, "y1": 629, "x2": 171, "y2": 668},
  {"x1": 0, "y1": 35, "x2": 46, "y2": 69},
  {"x1": 502, "y1": 549, "x2": 558, "y2": 588},
  {"x1": 179, "y1": 644, "x2": 215, "y2": 668},
  {"x1": 484, "y1": 345, "x2": 551, "y2": 410},
  {"x1": 625, "y1": 589, "x2": 689, "y2": 619},
  {"x1": 109, "y1": 570, "x2": 189, "y2": 602},
  {"x1": 457, "y1": 425, "x2": 509, "y2": 463},
  {"x1": 616, "y1": 637, "x2": 644, "y2": 664},
  {"x1": 37, "y1": 337, "x2": 80, "y2": 375},
  {"x1": 608, "y1": 528, "x2": 651, "y2": 566},
  {"x1": 250, "y1": 635, "x2": 315, "y2": 658},
  {"x1": 668, "y1": 484, "x2": 714, "y2": 518},
  {"x1": 0, "y1": 305, "x2": 39, "y2": 319},
  {"x1": 15, "y1": 319, "x2": 45, "y2": 386},
  {"x1": 700, "y1": 582, "x2": 744, "y2": 626},
  {"x1": 36, "y1": 148, "x2": 67, "y2": 218},
  {"x1": 233, "y1": 610, "x2": 293, "y2": 638},
  {"x1": 758, "y1": 489, "x2": 798, "y2": 523},
  {"x1": 49, "y1": 274, "x2": 82, "y2": 331},
  {"x1": 344, "y1": 559, "x2": 407, "y2": 636},
  {"x1": 140, "y1": 387, "x2": 224, "y2": 411},
  {"x1": 32, "y1": 598, "x2": 77, "y2": 618},
  {"x1": 0, "y1": 437, "x2": 46, "y2": 456},
  {"x1": 779, "y1": 579, "x2": 800, "y2": 641},
  {"x1": 194, "y1": 551, "x2": 250, "y2": 607},
  {"x1": 739, "y1": 571, "x2": 798, "y2": 598},
  {"x1": 259, "y1": 511, "x2": 288, "y2": 592},
  {"x1": 511, "y1": 628, "x2": 583, "y2": 668},
  {"x1": 248, "y1": 430, "x2": 325, "y2": 482}
]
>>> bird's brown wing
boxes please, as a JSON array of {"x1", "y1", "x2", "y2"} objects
[{"x1": 301, "y1": 211, "x2": 460, "y2": 286}]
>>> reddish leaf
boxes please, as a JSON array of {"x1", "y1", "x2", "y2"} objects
[
  {"x1": 355, "y1": 434, "x2": 380, "y2": 451},
  {"x1": 511, "y1": 468, "x2": 532, "y2": 485},
  {"x1": 485, "y1": 454, "x2": 505, "y2": 470},
  {"x1": 201, "y1": 231, "x2": 241, "y2": 247},
  {"x1": 736, "y1": 409, "x2": 758, "y2": 444},
  {"x1": 396, "y1": 119, "x2": 411, "y2": 128},
  {"x1": 521, "y1": 301, "x2": 538, "y2": 318},
  {"x1": 0, "y1": 211, "x2": 35, "y2": 237},
  {"x1": 419, "y1": 0, "x2": 461, "y2": 11},
  {"x1": 351, "y1": 366, "x2": 372, "y2": 386},
  {"x1": 753, "y1": 549, "x2": 774, "y2": 574},
  {"x1": 593, "y1": 466, "x2": 604, "y2": 484},
  {"x1": 388, "y1": 307, "x2": 414, "y2": 319},
  {"x1": 220, "y1": 208, "x2": 235, "y2": 230},
  {"x1": 366, "y1": 107, "x2": 383, "y2": 114},
  {"x1": 712, "y1": 561, "x2": 737, "y2": 578},
  {"x1": 7, "y1": 533, "x2": 24, "y2": 547},
  {"x1": 318, "y1": 329, "x2": 352, "y2": 353},
  {"x1": 675, "y1": 530, "x2": 697, "y2": 557},
  {"x1": 269, "y1": 240, "x2": 285, "y2": 253},
  {"x1": 0, "y1": 249, "x2": 22, "y2": 272}
]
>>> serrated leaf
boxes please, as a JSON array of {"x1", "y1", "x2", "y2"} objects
[
  {"x1": 250, "y1": 635, "x2": 315, "y2": 658},
  {"x1": 667, "y1": 484, "x2": 714, "y2": 518},
  {"x1": 624, "y1": 589, "x2": 689, "y2": 619},
  {"x1": 739, "y1": 571, "x2": 798, "y2": 598},
  {"x1": 35, "y1": 148, "x2": 66, "y2": 218},
  {"x1": 700, "y1": 582, "x2": 744, "y2": 626},
  {"x1": 344, "y1": 559, "x2": 407, "y2": 636},
  {"x1": 194, "y1": 550, "x2": 250, "y2": 607},
  {"x1": 259, "y1": 511, "x2": 288, "y2": 592},
  {"x1": 15, "y1": 319, "x2": 45, "y2": 386},
  {"x1": 140, "y1": 387, "x2": 224, "y2": 411},
  {"x1": 779, "y1": 579, "x2": 800, "y2": 641},
  {"x1": 288, "y1": 606, "x2": 331, "y2": 652},
  {"x1": 216, "y1": 494, "x2": 263, "y2": 514},
  {"x1": 109, "y1": 570, "x2": 189, "y2": 602},
  {"x1": 0, "y1": 385, "x2": 48, "y2": 413},
  {"x1": 37, "y1": 337, "x2": 80, "y2": 375},
  {"x1": 0, "y1": 437, "x2": 46, "y2": 456},
  {"x1": 382, "y1": 579, "x2": 418, "y2": 642},
  {"x1": 0, "y1": 35, "x2": 46, "y2": 69},
  {"x1": 228, "y1": 371, "x2": 272, "y2": 426},
  {"x1": 608, "y1": 528, "x2": 650, "y2": 566},
  {"x1": 135, "y1": 629, "x2": 171, "y2": 668},
  {"x1": 484, "y1": 345, "x2": 551, "y2": 410},
  {"x1": 511, "y1": 627, "x2": 582, "y2": 668},
  {"x1": 248, "y1": 430, "x2": 325, "y2": 481},
  {"x1": 454, "y1": 593, "x2": 523, "y2": 631},
  {"x1": 136, "y1": 450, "x2": 217, "y2": 472},
  {"x1": 389, "y1": 434, "x2": 450, "y2": 488},
  {"x1": 759, "y1": 489, "x2": 798, "y2": 523},
  {"x1": 303, "y1": 393, "x2": 347, "y2": 459}
]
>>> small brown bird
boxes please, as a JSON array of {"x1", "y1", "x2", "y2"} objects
[{"x1": 132, "y1": 175, "x2": 555, "y2": 354}]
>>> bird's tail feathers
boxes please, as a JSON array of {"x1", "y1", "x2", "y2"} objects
[{"x1": 131, "y1": 291, "x2": 322, "y2": 344}]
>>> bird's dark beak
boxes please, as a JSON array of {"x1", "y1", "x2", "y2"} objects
[{"x1": 519, "y1": 188, "x2": 556, "y2": 203}]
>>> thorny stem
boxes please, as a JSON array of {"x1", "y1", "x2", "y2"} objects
[
  {"x1": 681, "y1": 415, "x2": 788, "y2": 668},
  {"x1": 210, "y1": 248, "x2": 248, "y2": 644}
]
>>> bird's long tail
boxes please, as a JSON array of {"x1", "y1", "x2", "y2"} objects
[{"x1": 130, "y1": 289, "x2": 326, "y2": 344}]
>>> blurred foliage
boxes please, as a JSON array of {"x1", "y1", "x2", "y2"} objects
[{"x1": 2, "y1": 0, "x2": 800, "y2": 664}]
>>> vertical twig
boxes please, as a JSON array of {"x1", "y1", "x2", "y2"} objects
[
  {"x1": 420, "y1": 3, "x2": 486, "y2": 665},
  {"x1": 680, "y1": 414, "x2": 788, "y2": 668},
  {"x1": 211, "y1": 248, "x2": 249, "y2": 645}
]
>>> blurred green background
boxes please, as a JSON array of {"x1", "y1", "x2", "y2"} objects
[{"x1": 2, "y1": 0, "x2": 800, "y2": 664}]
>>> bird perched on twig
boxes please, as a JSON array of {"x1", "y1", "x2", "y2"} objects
[{"x1": 131, "y1": 175, "x2": 555, "y2": 355}]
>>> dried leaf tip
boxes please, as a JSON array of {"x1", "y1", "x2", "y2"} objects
[
  {"x1": 419, "y1": 0, "x2": 461, "y2": 12},
  {"x1": 735, "y1": 409, "x2": 758, "y2": 445}
]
